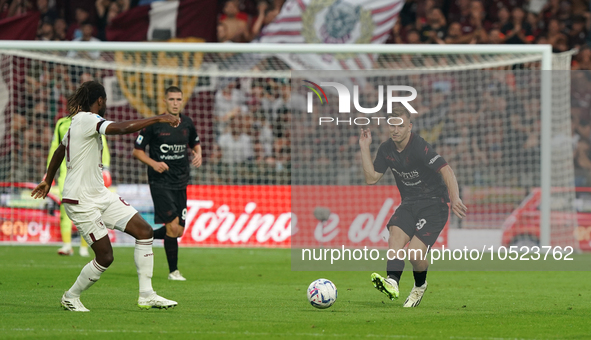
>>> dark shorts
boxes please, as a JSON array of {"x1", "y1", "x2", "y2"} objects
[
  {"x1": 150, "y1": 186, "x2": 187, "y2": 227},
  {"x1": 387, "y1": 198, "x2": 449, "y2": 247}
]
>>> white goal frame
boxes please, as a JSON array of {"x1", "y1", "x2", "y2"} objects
[{"x1": 0, "y1": 41, "x2": 555, "y2": 246}]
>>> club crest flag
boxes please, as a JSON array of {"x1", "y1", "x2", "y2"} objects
[
  {"x1": 113, "y1": 37, "x2": 204, "y2": 117},
  {"x1": 256, "y1": 0, "x2": 404, "y2": 69},
  {"x1": 107, "y1": 0, "x2": 216, "y2": 117}
]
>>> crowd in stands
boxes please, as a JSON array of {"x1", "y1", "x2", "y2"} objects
[
  {"x1": 3, "y1": 0, "x2": 591, "y2": 187},
  {"x1": 0, "y1": 0, "x2": 589, "y2": 60}
]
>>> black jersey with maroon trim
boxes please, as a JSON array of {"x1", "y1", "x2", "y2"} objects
[
  {"x1": 134, "y1": 114, "x2": 200, "y2": 190},
  {"x1": 373, "y1": 132, "x2": 449, "y2": 203}
]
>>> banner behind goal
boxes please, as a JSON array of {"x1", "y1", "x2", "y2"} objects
[{"x1": 0, "y1": 42, "x2": 579, "y2": 250}]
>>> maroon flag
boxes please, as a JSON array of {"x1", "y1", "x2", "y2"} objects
[
  {"x1": 0, "y1": 11, "x2": 40, "y2": 40},
  {"x1": 106, "y1": 0, "x2": 217, "y2": 42}
]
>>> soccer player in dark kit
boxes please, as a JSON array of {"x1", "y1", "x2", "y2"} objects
[
  {"x1": 359, "y1": 107, "x2": 467, "y2": 307},
  {"x1": 133, "y1": 86, "x2": 202, "y2": 281}
]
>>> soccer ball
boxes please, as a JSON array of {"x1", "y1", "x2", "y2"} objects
[{"x1": 307, "y1": 279, "x2": 337, "y2": 309}]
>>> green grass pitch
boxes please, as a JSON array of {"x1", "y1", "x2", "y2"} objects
[{"x1": 1, "y1": 246, "x2": 590, "y2": 339}]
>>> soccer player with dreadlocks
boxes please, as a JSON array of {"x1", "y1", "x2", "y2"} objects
[{"x1": 32, "y1": 81, "x2": 180, "y2": 312}]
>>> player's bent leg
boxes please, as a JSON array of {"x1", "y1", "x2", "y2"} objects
[
  {"x1": 371, "y1": 225, "x2": 409, "y2": 300},
  {"x1": 123, "y1": 213, "x2": 154, "y2": 240},
  {"x1": 370, "y1": 272, "x2": 399, "y2": 301},
  {"x1": 165, "y1": 217, "x2": 183, "y2": 237},
  {"x1": 165, "y1": 218, "x2": 186, "y2": 281},
  {"x1": 63, "y1": 235, "x2": 113, "y2": 312},
  {"x1": 122, "y1": 213, "x2": 178, "y2": 309},
  {"x1": 407, "y1": 236, "x2": 429, "y2": 272},
  {"x1": 403, "y1": 237, "x2": 430, "y2": 308}
]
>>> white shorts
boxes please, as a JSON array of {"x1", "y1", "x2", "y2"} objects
[{"x1": 63, "y1": 191, "x2": 138, "y2": 246}]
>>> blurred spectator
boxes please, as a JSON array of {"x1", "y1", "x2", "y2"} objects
[
  {"x1": 493, "y1": 6, "x2": 510, "y2": 29},
  {"x1": 249, "y1": 79, "x2": 273, "y2": 115},
  {"x1": 268, "y1": 79, "x2": 305, "y2": 123},
  {"x1": 219, "y1": 0, "x2": 250, "y2": 42},
  {"x1": 526, "y1": 11, "x2": 542, "y2": 40},
  {"x1": 546, "y1": 18, "x2": 564, "y2": 46},
  {"x1": 460, "y1": 0, "x2": 491, "y2": 43},
  {"x1": 214, "y1": 77, "x2": 248, "y2": 137},
  {"x1": 53, "y1": 17, "x2": 67, "y2": 40},
  {"x1": 406, "y1": 29, "x2": 421, "y2": 44},
  {"x1": 5, "y1": 0, "x2": 33, "y2": 18},
  {"x1": 574, "y1": 47, "x2": 591, "y2": 70},
  {"x1": 37, "y1": 20, "x2": 54, "y2": 40},
  {"x1": 500, "y1": 7, "x2": 534, "y2": 44},
  {"x1": 448, "y1": 0, "x2": 471, "y2": 24},
  {"x1": 541, "y1": 0, "x2": 560, "y2": 25},
  {"x1": 66, "y1": 7, "x2": 92, "y2": 40},
  {"x1": 37, "y1": 0, "x2": 56, "y2": 24},
  {"x1": 67, "y1": 22, "x2": 101, "y2": 59},
  {"x1": 567, "y1": 15, "x2": 589, "y2": 50},
  {"x1": 119, "y1": 0, "x2": 130, "y2": 12},
  {"x1": 96, "y1": 0, "x2": 122, "y2": 41},
  {"x1": 488, "y1": 27, "x2": 503, "y2": 43},
  {"x1": 0, "y1": 0, "x2": 8, "y2": 19},
  {"x1": 262, "y1": 0, "x2": 282, "y2": 26},
  {"x1": 414, "y1": 0, "x2": 437, "y2": 29},
  {"x1": 387, "y1": 19, "x2": 405, "y2": 44},
  {"x1": 217, "y1": 21, "x2": 231, "y2": 42},
  {"x1": 195, "y1": 142, "x2": 225, "y2": 184},
  {"x1": 445, "y1": 22, "x2": 465, "y2": 43},
  {"x1": 420, "y1": 8, "x2": 446, "y2": 44},
  {"x1": 218, "y1": 117, "x2": 254, "y2": 164}
]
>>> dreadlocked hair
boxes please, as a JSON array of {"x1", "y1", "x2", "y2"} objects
[{"x1": 67, "y1": 81, "x2": 106, "y2": 116}]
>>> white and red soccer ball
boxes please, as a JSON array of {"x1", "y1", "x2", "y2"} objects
[{"x1": 307, "y1": 279, "x2": 337, "y2": 309}]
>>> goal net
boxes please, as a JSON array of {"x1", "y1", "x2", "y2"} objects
[{"x1": 0, "y1": 42, "x2": 579, "y2": 253}]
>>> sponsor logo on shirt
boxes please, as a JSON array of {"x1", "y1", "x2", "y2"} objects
[
  {"x1": 428, "y1": 155, "x2": 441, "y2": 165},
  {"x1": 160, "y1": 144, "x2": 186, "y2": 153},
  {"x1": 392, "y1": 168, "x2": 419, "y2": 180}
]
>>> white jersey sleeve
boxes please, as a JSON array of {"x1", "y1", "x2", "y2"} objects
[{"x1": 83, "y1": 113, "x2": 113, "y2": 136}]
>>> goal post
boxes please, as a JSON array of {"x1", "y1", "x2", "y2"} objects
[{"x1": 0, "y1": 41, "x2": 576, "y2": 251}]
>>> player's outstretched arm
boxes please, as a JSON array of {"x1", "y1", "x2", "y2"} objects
[
  {"x1": 359, "y1": 128, "x2": 383, "y2": 185},
  {"x1": 439, "y1": 165, "x2": 468, "y2": 219},
  {"x1": 32, "y1": 144, "x2": 65, "y2": 199},
  {"x1": 105, "y1": 114, "x2": 180, "y2": 135}
]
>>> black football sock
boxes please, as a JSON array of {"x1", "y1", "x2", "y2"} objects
[
  {"x1": 164, "y1": 235, "x2": 179, "y2": 273},
  {"x1": 413, "y1": 270, "x2": 427, "y2": 287},
  {"x1": 153, "y1": 226, "x2": 166, "y2": 239},
  {"x1": 386, "y1": 259, "x2": 405, "y2": 284}
]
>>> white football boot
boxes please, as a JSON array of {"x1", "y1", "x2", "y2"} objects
[
  {"x1": 168, "y1": 270, "x2": 186, "y2": 281},
  {"x1": 138, "y1": 293, "x2": 178, "y2": 310},
  {"x1": 57, "y1": 245, "x2": 74, "y2": 256},
  {"x1": 403, "y1": 282, "x2": 428, "y2": 307},
  {"x1": 61, "y1": 292, "x2": 90, "y2": 312}
]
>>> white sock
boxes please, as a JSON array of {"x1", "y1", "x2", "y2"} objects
[
  {"x1": 135, "y1": 238, "x2": 154, "y2": 298},
  {"x1": 67, "y1": 259, "x2": 107, "y2": 298}
]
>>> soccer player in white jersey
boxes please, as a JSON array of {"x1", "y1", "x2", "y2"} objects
[{"x1": 32, "y1": 81, "x2": 180, "y2": 312}]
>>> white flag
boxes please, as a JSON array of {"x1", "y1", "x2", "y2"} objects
[{"x1": 255, "y1": 0, "x2": 404, "y2": 70}]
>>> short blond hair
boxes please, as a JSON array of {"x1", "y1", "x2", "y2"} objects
[{"x1": 387, "y1": 106, "x2": 411, "y2": 123}]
